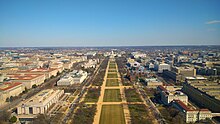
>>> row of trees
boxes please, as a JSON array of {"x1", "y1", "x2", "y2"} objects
[
  {"x1": 159, "y1": 106, "x2": 185, "y2": 124},
  {"x1": 116, "y1": 57, "x2": 132, "y2": 86},
  {"x1": 124, "y1": 88, "x2": 142, "y2": 102},
  {"x1": 71, "y1": 104, "x2": 97, "y2": 124},
  {"x1": 32, "y1": 113, "x2": 65, "y2": 124},
  {"x1": 84, "y1": 87, "x2": 101, "y2": 102},
  {"x1": 0, "y1": 111, "x2": 17, "y2": 124},
  {"x1": 92, "y1": 58, "x2": 109, "y2": 86},
  {"x1": 128, "y1": 104, "x2": 154, "y2": 124}
]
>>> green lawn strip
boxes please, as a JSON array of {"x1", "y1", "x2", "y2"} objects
[
  {"x1": 128, "y1": 104, "x2": 153, "y2": 124},
  {"x1": 108, "y1": 69, "x2": 117, "y2": 72},
  {"x1": 109, "y1": 61, "x2": 116, "y2": 64},
  {"x1": 106, "y1": 79, "x2": 119, "y2": 86},
  {"x1": 109, "y1": 64, "x2": 117, "y2": 69},
  {"x1": 125, "y1": 88, "x2": 142, "y2": 102},
  {"x1": 109, "y1": 67, "x2": 117, "y2": 70},
  {"x1": 107, "y1": 73, "x2": 118, "y2": 78},
  {"x1": 103, "y1": 89, "x2": 122, "y2": 102},
  {"x1": 100, "y1": 105, "x2": 125, "y2": 124}
]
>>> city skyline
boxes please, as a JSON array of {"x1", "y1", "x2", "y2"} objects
[{"x1": 0, "y1": 0, "x2": 220, "y2": 47}]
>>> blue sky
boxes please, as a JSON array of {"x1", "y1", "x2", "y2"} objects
[{"x1": 0, "y1": 0, "x2": 220, "y2": 47}]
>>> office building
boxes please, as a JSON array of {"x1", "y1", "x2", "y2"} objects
[
  {"x1": 57, "y1": 70, "x2": 87, "y2": 85},
  {"x1": 145, "y1": 78, "x2": 163, "y2": 88},
  {"x1": 7, "y1": 74, "x2": 45, "y2": 89},
  {"x1": 57, "y1": 76, "x2": 73, "y2": 86},
  {"x1": 18, "y1": 68, "x2": 58, "y2": 79},
  {"x1": 0, "y1": 82, "x2": 24, "y2": 105},
  {"x1": 182, "y1": 80, "x2": 220, "y2": 113},
  {"x1": 157, "y1": 85, "x2": 188, "y2": 105},
  {"x1": 155, "y1": 63, "x2": 171, "y2": 73},
  {"x1": 17, "y1": 89, "x2": 64, "y2": 115},
  {"x1": 173, "y1": 100, "x2": 212, "y2": 123},
  {"x1": 163, "y1": 66, "x2": 196, "y2": 82}
]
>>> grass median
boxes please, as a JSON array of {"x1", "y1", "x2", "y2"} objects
[
  {"x1": 103, "y1": 89, "x2": 122, "y2": 102},
  {"x1": 107, "y1": 73, "x2": 118, "y2": 78},
  {"x1": 108, "y1": 69, "x2": 117, "y2": 72},
  {"x1": 100, "y1": 104, "x2": 125, "y2": 124},
  {"x1": 106, "y1": 79, "x2": 119, "y2": 86}
]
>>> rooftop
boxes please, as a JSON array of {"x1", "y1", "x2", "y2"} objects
[
  {"x1": 23, "y1": 89, "x2": 61, "y2": 106},
  {"x1": 187, "y1": 80, "x2": 220, "y2": 101},
  {"x1": 158, "y1": 85, "x2": 186, "y2": 96},
  {"x1": 173, "y1": 100, "x2": 195, "y2": 111},
  {"x1": 185, "y1": 76, "x2": 207, "y2": 80},
  {"x1": 7, "y1": 73, "x2": 44, "y2": 80},
  {"x1": 0, "y1": 82, "x2": 22, "y2": 91},
  {"x1": 26, "y1": 68, "x2": 57, "y2": 72}
]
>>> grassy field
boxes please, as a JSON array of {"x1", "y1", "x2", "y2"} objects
[
  {"x1": 109, "y1": 61, "x2": 116, "y2": 64},
  {"x1": 103, "y1": 89, "x2": 122, "y2": 102},
  {"x1": 125, "y1": 88, "x2": 142, "y2": 102},
  {"x1": 128, "y1": 104, "x2": 153, "y2": 124},
  {"x1": 107, "y1": 73, "x2": 118, "y2": 78},
  {"x1": 108, "y1": 69, "x2": 117, "y2": 72},
  {"x1": 106, "y1": 79, "x2": 119, "y2": 86},
  {"x1": 109, "y1": 66, "x2": 116, "y2": 69},
  {"x1": 109, "y1": 64, "x2": 117, "y2": 69},
  {"x1": 100, "y1": 105, "x2": 125, "y2": 124}
]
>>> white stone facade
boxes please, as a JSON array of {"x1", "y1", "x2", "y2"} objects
[{"x1": 17, "y1": 89, "x2": 64, "y2": 115}]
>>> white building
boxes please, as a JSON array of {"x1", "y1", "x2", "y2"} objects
[
  {"x1": 57, "y1": 70, "x2": 87, "y2": 85},
  {"x1": 145, "y1": 78, "x2": 163, "y2": 88},
  {"x1": 17, "y1": 89, "x2": 64, "y2": 115},
  {"x1": 85, "y1": 52, "x2": 96, "y2": 56},
  {"x1": 57, "y1": 76, "x2": 73, "y2": 86},
  {"x1": 134, "y1": 54, "x2": 146, "y2": 59},
  {"x1": 177, "y1": 56, "x2": 188, "y2": 63},
  {"x1": 155, "y1": 63, "x2": 171, "y2": 73},
  {"x1": 71, "y1": 70, "x2": 87, "y2": 84},
  {"x1": 82, "y1": 59, "x2": 99, "y2": 69},
  {"x1": 148, "y1": 63, "x2": 154, "y2": 69},
  {"x1": 131, "y1": 52, "x2": 146, "y2": 59}
]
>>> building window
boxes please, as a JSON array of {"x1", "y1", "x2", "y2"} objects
[{"x1": 29, "y1": 107, "x2": 33, "y2": 114}]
